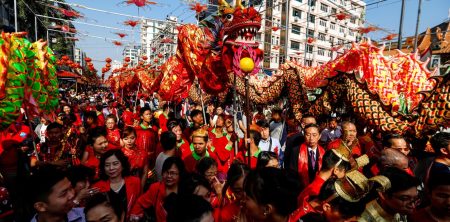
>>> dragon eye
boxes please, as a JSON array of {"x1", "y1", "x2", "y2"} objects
[{"x1": 225, "y1": 14, "x2": 233, "y2": 21}]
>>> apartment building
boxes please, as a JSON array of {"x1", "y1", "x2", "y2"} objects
[{"x1": 140, "y1": 16, "x2": 178, "y2": 67}]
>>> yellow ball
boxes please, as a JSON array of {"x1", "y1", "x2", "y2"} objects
[{"x1": 240, "y1": 57, "x2": 255, "y2": 73}]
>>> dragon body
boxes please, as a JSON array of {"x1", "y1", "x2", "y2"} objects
[
  {"x1": 149, "y1": 1, "x2": 449, "y2": 138},
  {"x1": 0, "y1": 32, "x2": 58, "y2": 130}
]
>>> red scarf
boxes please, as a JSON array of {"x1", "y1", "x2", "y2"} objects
[{"x1": 298, "y1": 143, "x2": 325, "y2": 188}]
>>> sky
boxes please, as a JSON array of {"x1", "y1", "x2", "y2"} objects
[{"x1": 65, "y1": 0, "x2": 450, "y2": 71}]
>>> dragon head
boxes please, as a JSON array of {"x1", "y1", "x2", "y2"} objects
[{"x1": 218, "y1": 0, "x2": 263, "y2": 73}]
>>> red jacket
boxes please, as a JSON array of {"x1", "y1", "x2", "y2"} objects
[
  {"x1": 159, "y1": 113, "x2": 169, "y2": 132},
  {"x1": 93, "y1": 176, "x2": 141, "y2": 216},
  {"x1": 291, "y1": 176, "x2": 325, "y2": 221},
  {"x1": 130, "y1": 181, "x2": 168, "y2": 222},
  {"x1": 106, "y1": 128, "x2": 121, "y2": 150},
  {"x1": 134, "y1": 125, "x2": 158, "y2": 165},
  {"x1": 236, "y1": 149, "x2": 261, "y2": 169},
  {"x1": 184, "y1": 148, "x2": 219, "y2": 172}
]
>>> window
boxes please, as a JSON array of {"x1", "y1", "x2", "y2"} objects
[
  {"x1": 320, "y1": 3, "x2": 328, "y2": 12},
  {"x1": 305, "y1": 60, "x2": 312, "y2": 66},
  {"x1": 296, "y1": 0, "x2": 302, "y2": 2},
  {"x1": 340, "y1": 26, "x2": 345, "y2": 33},
  {"x1": 309, "y1": 0, "x2": 316, "y2": 7},
  {"x1": 338, "y1": 39, "x2": 344, "y2": 44},
  {"x1": 318, "y1": 47, "x2": 325, "y2": 56},
  {"x1": 292, "y1": 25, "x2": 301, "y2": 35},
  {"x1": 319, "y1": 19, "x2": 327, "y2": 27},
  {"x1": 255, "y1": 33, "x2": 261, "y2": 41},
  {"x1": 349, "y1": 31, "x2": 354, "y2": 36},
  {"x1": 328, "y1": 50, "x2": 332, "y2": 57},
  {"x1": 293, "y1": 9, "x2": 301, "y2": 18},
  {"x1": 331, "y1": 8, "x2": 337, "y2": 14},
  {"x1": 330, "y1": 23, "x2": 336, "y2": 30},
  {"x1": 308, "y1": 14, "x2": 315, "y2": 23},
  {"x1": 291, "y1": 41, "x2": 300, "y2": 50},
  {"x1": 330, "y1": 36, "x2": 335, "y2": 43},
  {"x1": 307, "y1": 29, "x2": 314, "y2": 37},
  {"x1": 276, "y1": 37, "x2": 280, "y2": 45},
  {"x1": 306, "y1": 44, "x2": 313, "y2": 53},
  {"x1": 318, "y1": 33, "x2": 326, "y2": 41},
  {"x1": 272, "y1": 37, "x2": 277, "y2": 45},
  {"x1": 350, "y1": 18, "x2": 356, "y2": 24}
]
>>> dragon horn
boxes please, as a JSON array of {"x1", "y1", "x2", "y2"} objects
[
  {"x1": 235, "y1": 0, "x2": 244, "y2": 9},
  {"x1": 218, "y1": 0, "x2": 230, "y2": 8}
]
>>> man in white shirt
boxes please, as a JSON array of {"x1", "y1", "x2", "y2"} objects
[{"x1": 257, "y1": 120, "x2": 281, "y2": 155}]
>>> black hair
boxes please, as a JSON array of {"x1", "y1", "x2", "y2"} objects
[
  {"x1": 139, "y1": 107, "x2": 151, "y2": 116},
  {"x1": 317, "y1": 178, "x2": 366, "y2": 219},
  {"x1": 244, "y1": 168, "x2": 301, "y2": 216},
  {"x1": 161, "y1": 131, "x2": 177, "y2": 151},
  {"x1": 271, "y1": 107, "x2": 283, "y2": 115},
  {"x1": 304, "y1": 123, "x2": 320, "y2": 132},
  {"x1": 85, "y1": 111, "x2": 98, "y2": 124},
  {"x1": 249, "y1": 129, "x2": 262, "y2": 146},
  {"x1": 167, "y1": 119, "x2": 181, "y2": 132},
  {"x1": 256, "y1": 119, "x2": 270, "y2": 128},
  {"x1": 67, "y1": 165, "x2": 95, "y2": 187},
  {"x1": 430, "y1": 132, "x2": 450, "y2": 155},
  {"x1": 95, "y1": 104, "x2": 103, "y2": 112},
  {"x1": 46, "y1": 122, "x2": 63, "y2": 132},
  {"x1": 380, "y1": 167, "x2": 420, "y2": 196},
  {"x1": 428, "y1": 171, "x2": 450, "y2": 192},
  {"x1": 29, "y1": 164, "x2": 67, "y2": 203},
  {"x1": 98, "y1": 149, "x2": 131, "y2": 180},
  {"x1": 222, "y1": 160, "x2": 250, "y2": 199},
  {"x1": 256, "y1": 151, "x2": 278, "y2": 169},
  {"x1": 178, "y1": 173, "x2": 212, "y2": 196},
  {"x1": 190, "y1": 109, "x2": 203, "y2": 120},
  {"x1": 87, "y1": 127, "x2": 107, "y2": 145},
  {"x1": 382, "y1": 133, "x2": 405, "y2": 148},
  {"x1": 166, "y1": 194, "x2": 213, "y2": 222},
  {"x1": 163, "y1": 103, "x2": 169, "y2": 111},
  {"x1": 162, "y1": 156, "x2": 187, "y2": 179},
  {"x1": 121, "y1": 126, "x2": 137, "y2": 138},
  {"x1": 84, "y1": 193, "x2": 118, "y2": 218},
  {"x1": 320, "y1": 150, "x2": 351, "y2": 172},
  {"x1": 196, "y1": 157, "x2": 218, "y2": 176},
  {"x1": 105, "y1": 114, "x2": 117, "y2": 123}
]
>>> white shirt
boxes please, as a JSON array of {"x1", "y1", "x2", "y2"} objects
[
  {"x1": 39, "y1": 124, "x2": 48, "y2": 143},
  {"x1": 258, "y1": 137, "x2": 282, "y2": 155}
]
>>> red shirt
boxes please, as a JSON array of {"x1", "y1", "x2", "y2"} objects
[
  {"x1": 134, "y1": 124, "x2": 158, "y2": 164},
  {"x1": 236, "y1": 149, "x2": 261, "y2": 169},
  {"x1": 93, "y1": 176, "x2": 141, "y2": 216},
  {"x1": 106, "y1": 128, "x2": 121, "y2": 150},
  {"x1": 184, "y1": 148, "x2": 218, "y2": 172},
  {"x1": 97, "y1": 111, "x2": 105, "y2": 126},
  {"x1": 410, "y1": 208, "x2": 440, "y2": 222},
  {"x1": 83, "y1": 146, "x2": 101, "y2": 177},
  {"x1": 121, "y1": 110, "x2": 135, "y2": 126},
  {"x1": 122, "y1": 146, "x2": 147, "y2": 171},
  {"x1": 130, "y1": 182, "x2": 167, "y2": 222},
  {"x1": 159, "y1": 113, "x2": 169, "y2": 132},
  {"x1": 327, "y1": 139, "x2": 362, "y2": 158},
  {"x1": 214, "y1": 201, "x2": 241, "y2": 222},
  {"x1": 178, "y1": 138, "x2": 192, "y2": 160},
  {"x1": 291, "y1": 176, "x2": 325, "y2": 221},
  {"x1": 209, "y1": 129, "x2": 234, "y2": 173}
]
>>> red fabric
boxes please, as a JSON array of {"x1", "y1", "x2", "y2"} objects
[
  {"x1": 236, "y1": 151, "x2": 259, "y2": 169},
  {"x1": 409, "y1": 208, "x2": 439, "y2": 222},
  {"x1": 122, "y1": 146, "x2": 147, "y2": 171},
  {"x1": 121, "y1": 110, "x2": 135, "y2": 126},
  {"x1": 159, "y1": 113, "x2": 169, "y2": 132},
  {"x1": 130, "y1": 181, "x2": 167, "y2": 222},
  {"x1": 83, "y1": 146, "x2": 100, "y2": 177},
  {"x1": 74, "y1": 113, "x2": 83, "y2": 126},
  {"x1": 298, "y1": 143, "x2": 325, "y2": 188},
  {"x1": 106, "y1": 128, "x2": 121, "y2": 150},
  {"x1": 209, "y1": 131, "x2": 234, "y2": 174},
  {"x1": 93, "y1": 176, "x2": 141, "y2": 215},
  {"x1": 291, "y1": 176, "x2": 325, "y2": 221},
  {"x1": 0, "y1": 124, "x2": 32, "y2": 155},
  {"x1": 214, "y1": 201, "x2": 240, "y2": 222},
  {"x1": 179, "y1": 138, "x2": 191, "y2": 160},
  {"x1": 134, "y1": 125, "x2": 157, "y2": 165},
  {"x1": 97, "y1": 111, "x2": 105, "y2": 126},
  {"x1": 327, "y1": 139, "x2": 362, "y2": 158}
]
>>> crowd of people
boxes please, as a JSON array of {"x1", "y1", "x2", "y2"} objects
[{"x1": 0, "y1": 88, "x2": 449, "y2": 222}]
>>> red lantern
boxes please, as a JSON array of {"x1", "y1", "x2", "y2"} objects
[
  {"x1": 142, "y1": 55, "x2": 148, "y2": 60},
  {"x1": 85, "y1": 57, "x2": 92, "y2": 63},
  {"x1": 61, "y1": 55, "x2": 69, "y2": 61},
  {"x1": 105, "y1": 63, "x2": 111, "y2": 68},
  {"x1": 123, "y1": 63, "x2": 129, "y2": 67},
  {"x1": 307, "y1": 37, "x2": 315, "y2": 44},
  {"x1": 158, "y1": 53, "x2": 163, "y2": 58},
  {"x1": 151, "y1": 47, "x2": 156, "y2": 51},
  {"x1": 105, "y1": 57, "x2": 112, "y2": 63},
  {"x1": 154, "y1": 59, "x2": 159, "y2": 63},
  {"x1": 124, "y1": 57, "x2": 130, "y2": 62}
]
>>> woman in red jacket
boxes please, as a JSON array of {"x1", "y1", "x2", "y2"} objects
[
  {"x1": 93, "y1": 149, "x2": 141, "y2": 220},
  {"x1": 105, "y1": 114, "x2": 122, "y2": 150},
  {"x1": 130, "y1": 157, "x2": 187, "y2": 222}
]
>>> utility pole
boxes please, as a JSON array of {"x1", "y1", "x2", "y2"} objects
[
  {"x1": 413, "y1": 0, "x2": 422, "y2": 53},
  {"x1": 304, "y1": 0, "x2": 313, "y2": 65},
  {"x1": 14, "y1": 0, "x2": 18, "y2": 31},
  {"x1": 397, "y1": 0, "x2": 406, "y2": 49}
]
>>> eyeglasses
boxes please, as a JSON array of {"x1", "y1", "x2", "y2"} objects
[
  {"x1": 163, "y1": 171, "x2": 179, "y2": 177},
  {"x1": 205, "y1": 171, "x2": 217, "y2": 177}
]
